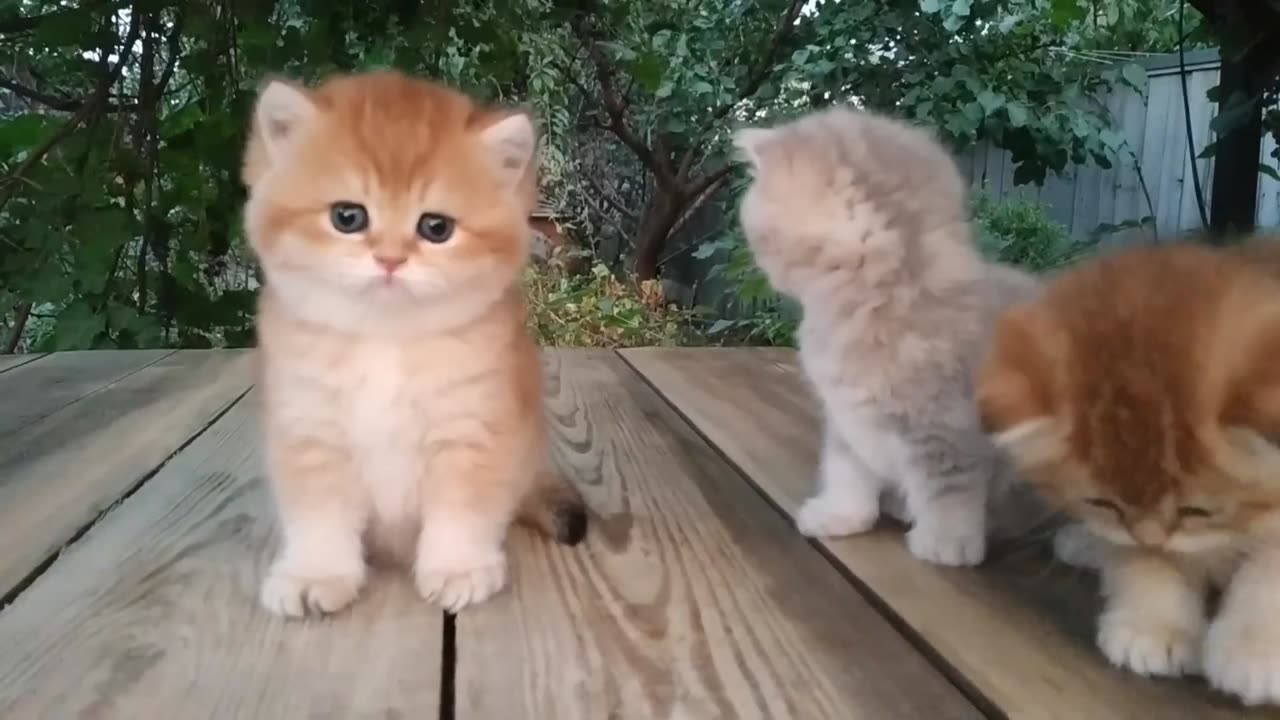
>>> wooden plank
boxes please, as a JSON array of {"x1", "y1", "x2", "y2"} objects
[
  {"x1": 455, "y1": 350, "x2": 980, "y2": 720},
  {"x1": 0, "y1": 353, "x2": 45, "y2": 374},
  {"x1": 0, "y1": 394, "x2": 444, "y2": 717},
  {"x1": 0, "y1": 349, "x2": 173, "y2": 437},
  {"x1": 0, "y1": 350, "x2": 254, "y2": 600},
  {"x1": 622, "y1": 347, "x2": 1280, "y2": 720}
]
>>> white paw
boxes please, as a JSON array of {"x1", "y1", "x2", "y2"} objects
[
  {"x1": 1098, "y1": 610, "x2": 1201, "y2": 677},
  {"x1": 796, "y1": 494, "x2": 879, "y2": 538},
  {"x1": 1205, "y1": 613, "x2": 1280, "y2": 706},
  {"x1": 1053, "y1": 523, "x2": 1107, "y2": 571},
  {"x1": 260, "y1": 564, "x2": 365, "y2": 618},
  {"x1": 906, "y1": 522, "x2": 986, "y2": 566},
  {"x1": 415, "y1": 549, "x2": 508, "y2": 613}
]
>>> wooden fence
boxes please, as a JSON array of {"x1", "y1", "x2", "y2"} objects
[{"x1": 957, "y1": 48, "x2": 1280, "y2": 241}]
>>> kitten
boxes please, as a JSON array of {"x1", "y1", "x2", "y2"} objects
[
  {"x1": 733, "y1": 106, "x2": 1042, "y2": 566},
  {"x1": 242, "y1": 71, "x2": 587, "y2": 617},
  {"x1": 976, "y1": 242, "x2": 1280, "y2": 706}
]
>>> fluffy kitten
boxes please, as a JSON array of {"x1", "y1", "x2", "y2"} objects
[
  {"x1": 734, "y1": 106, "x2": 1042, "y2": 566},
  {"x1": 977, "y1": 242, "x2": 1280, "y2": 706},
  {"x1": 243, "y1": 71, "x2": 587, "y2": 617}
]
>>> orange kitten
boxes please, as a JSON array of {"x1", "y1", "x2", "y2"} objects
[
  {"x1": 976, "y1": 242, "x2": 1280, "y2": 705},
  {"x1": 242, "y1": 71, "x2": 586, "y2": 617}
]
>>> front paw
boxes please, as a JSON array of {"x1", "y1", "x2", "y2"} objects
[
  {"x1": 796, "y1": 493, "x2": 879, "y2": 538},
  {"x1": 906, "y1": 521, "x2": 986, "y2": 566},
  {"x1": 415, "y1": 549, "x2": 508, "y2": 613},
  {"x1": 1098, "y1": 609, "x2": 1201, "y2": 677},
  {"x1": 1205, "y1": 613, "x2": 1280, "y2": 706},
  {"x1": 260, "y1": 562, "x2": 366, "y2": 618}
]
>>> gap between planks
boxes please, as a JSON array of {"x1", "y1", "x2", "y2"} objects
[
  {"x1": 0, "y1": 384, "x2": 255, "y2": 609},
  {"x1": 612, "y1": 349, "x2": 1004, "y2": 719}
]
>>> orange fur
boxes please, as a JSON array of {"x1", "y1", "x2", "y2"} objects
[
  {"x1": 243, "y1": 71, "x2": 584, "y2": 618},
  {"x1": 976, "y1": 242, "x2": 1280, "y2": 700}
]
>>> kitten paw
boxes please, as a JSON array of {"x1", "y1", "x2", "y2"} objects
[
  {"x1": 1205, "y1": 614, "x2": 1280, "y2": 706},
  {"x1": 906, "y1": 523, "x2": 986, "y2": 566},
  {"x1": 415, "y1": 550, "x2": 508, "y2": 613},
  {"x1": 260, "y1": 565, "x2": 365, "y2": 618},
  {"x1": 1098, "y1": 610, "x2": 1200, "y2": 677},
  {"x1": 796, "y1": 494, "x2": 879, "y2": 538}
]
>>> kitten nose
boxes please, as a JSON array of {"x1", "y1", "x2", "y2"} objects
[
  {"x1": 375, "y1": 255, "x2": 406, "y2": 273},
  {"x1": 1130, "y1": 520, "x2": 1168, "y2": 547}
]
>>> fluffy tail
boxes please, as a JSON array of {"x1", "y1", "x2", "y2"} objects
[{"x1": 517, "y1": 469, "x2": 588, "y2": 546}]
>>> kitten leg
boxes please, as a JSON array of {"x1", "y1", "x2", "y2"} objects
[
  {"x1": 796, "y1": 423, "x2": 883, "y2": 538},
  {"x1": 1204, "y1": 547, "x2": 1280, "y2": 706},
  {"x1": 261, "y1": 441, "x2": 369, "y2": 618},
  {"x1": 901, "y1": 435, "x2": 989, "y2": 566},
  {"x1": 414, "y1": 442, "x2": 522, "y2": 613},
  {"x1": 1097, "y1": 549, "x2": 1205, "y2": 677}
]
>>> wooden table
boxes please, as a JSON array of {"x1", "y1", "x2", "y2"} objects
[{"x1": 0, "y1": 348, "x2": 1274, "y2": 719}]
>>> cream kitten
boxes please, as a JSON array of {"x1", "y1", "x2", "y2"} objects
[
  {"x1": 977, "y1": 242, "x2": 1280, "y2": 706},
  {"x1": 734, "y1": 106, "x2": 1042, "y2": 566},
  {"x1": 242, "y1": 71, "x2": 587, "y2": 617}
]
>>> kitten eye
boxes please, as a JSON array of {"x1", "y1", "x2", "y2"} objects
[
  {"x1": 330, "y1": 202, "x2": 369, "y2": 234},
  {"x1": 1177, "y1": 506, "x2": 1213, "y2": 519},
  {"x1": 417, "y1": 213, "x2": 455, "y2": 244},
  {"x1": 1083, "y1": 497, "x2": 1123, "y2": 515}
]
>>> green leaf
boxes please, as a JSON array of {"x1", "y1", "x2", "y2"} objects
[
  {"x1": 691, "y1": 80, "x2": 714, "y2": 94},
  {"x1": 630, "y1": 52, "x2": 667, "y2": 93},
  {"x1": 51, "y1": 299, "x2": 102, "y2": 351},
  {"x1": 942, "y1": 12, "x2": 964, "y2": 31},
  {"x1": 0, "y1": 114, "x2": 55, "y2": 161},
  {"x1": 1197, "y1": 140, "x2": 1219, "y2": 159},
  {"x1": 1259, "y1": 163, "x2": 1280, "y2": 182},
  {"x1": 977, "y1": 90, "x2": 1005, "y2": 115},
  {"x1": 919, "y1": 0, "x2": 941, "y2": 13},
  {"x1": 1049, "y1": 0, "x2": 1087, "y2": 27},
  {"x1": 597, "y1": 41, "x2": 637, "y2": 62},
  {"x1": 708, "y1": 319, "x2": 735, "y2": 334},
  {"x1": 1211, "y1": 93, "x2": 1259, "y2": 135},
  {"x1": 1005, "y1": 102, "x2": 1029, "y2": 128},
  {"x1": 1120, "y1": 63, "x2": 1146, "y2": 92},
  {"x1": 952, "y1": 0, "x2": 972, "y2": 17}
]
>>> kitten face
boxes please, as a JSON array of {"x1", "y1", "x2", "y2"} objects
[
  {"x1": 977, "y1": 244, "x2": 1280, "y2": 556},
  {"x1": 242, "y1": 71, "x2": 537, "y2": 332},
  {"x1": 733, "y1": 107, "x2": 974, "y2": 299}
]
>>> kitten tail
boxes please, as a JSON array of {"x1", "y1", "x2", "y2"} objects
[{"x1": 517, "y1": 469, "x2": 588, "y2": 546}]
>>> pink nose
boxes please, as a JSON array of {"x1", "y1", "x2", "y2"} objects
[{"x1": 375, "y1": 255, "x2": 406, "y2": 273}]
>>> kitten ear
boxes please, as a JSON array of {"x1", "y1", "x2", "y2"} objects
[
  {"x1": 243, "y1": 78, "x2": 317, "y2": 186},
  {"x1": 976, "y1": 303, "x2": 1060, "y2": 463},
  {"x1": 733, "y1": 127, "x2": 778, "y2": 172},
  {"x1": 478, "y1": 110, "x2": 537, "y2": 190}
]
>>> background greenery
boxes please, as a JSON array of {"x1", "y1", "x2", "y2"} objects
[{"x1": 0, "y1": 0, "x2": 1219, "y2": 351}]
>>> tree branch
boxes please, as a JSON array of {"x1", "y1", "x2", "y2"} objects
[
  {"x1": 0, "y1": 9, "x2": 141, "y2": 211},
  {"x1": 676, "y1": 0, "x2": 806, "y2": 177},
  {"x1": 0, "y1": 76, "x2": 136, "y2": 112},
  {"x1": 568, "y1": 13, "x2": 677, "y2": 188},
  {"x1": 3, "y1": 302, "x2": 32, "y2": 353},
  {"x1": 0, "y1": 1, "x2": 126, "y2": 34}
]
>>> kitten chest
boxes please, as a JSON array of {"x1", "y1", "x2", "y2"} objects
[{"x1": 342, "y1": 345, "x2": 430, "y2": 522}]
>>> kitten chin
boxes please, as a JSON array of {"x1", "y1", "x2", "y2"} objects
[
  {"x1": 735, "y1": 106, "x2": 1047, "y2": 567},
  {"x1": 244, "y1": 70, "x2": 586, "y2": 619},
  {"x1": 978, "y1": 240, "x2": 1280, "y2": 705}
]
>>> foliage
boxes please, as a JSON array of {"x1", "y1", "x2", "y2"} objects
[
  {"x1": 0, "y1": 0, "x2": 1199, "y2": 353},
  {"x1": 523, "y1": 251, "x2": 701, "y2": 348},
  {"x1": 692, "y1": 232, "x2": 797, "y2": 347},
  {"x1": 971, "y1": 194, "x2": 1095, "y2": 271}
]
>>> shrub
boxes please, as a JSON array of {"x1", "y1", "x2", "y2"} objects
[
  {"x1": 971, "y1": 194, "x2": 1094, "y2": 271},
  {"x1": 693, "y1": 232, "x2": 798, "y2": 347},
  {"x1": 522, "y1": 249, "x2": 702, "y2": 347}
]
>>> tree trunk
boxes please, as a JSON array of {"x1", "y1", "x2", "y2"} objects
[
  {"x1": 632, "y1": 190, "x2": 682, "y2": 280},
  {"x1": 3, "y1": 302, "x2": 32, "y2": 353},
  {"x1": 1207, "y1": 56, "x2": 1263, "y2": 243}
]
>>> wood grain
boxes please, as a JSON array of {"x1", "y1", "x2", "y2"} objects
[
  {"x1": 622, "y1": 347, "x2": 1280, "y2": 720},
  {"x1": 0, "y1": 349, "x2": 172, "y2": 436},
  {"x1": 0, "y1": 393, "x2": 444, "y2": 719},
  {"x1": 0, "y1": 349, "x2": 254, "y2": 600},
  {"x1": 455, "y1": 350, "x2": 980, "y2": 720},
  {"x1": 0, "y1": 353, "x2": 45, "y2": 374}
]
